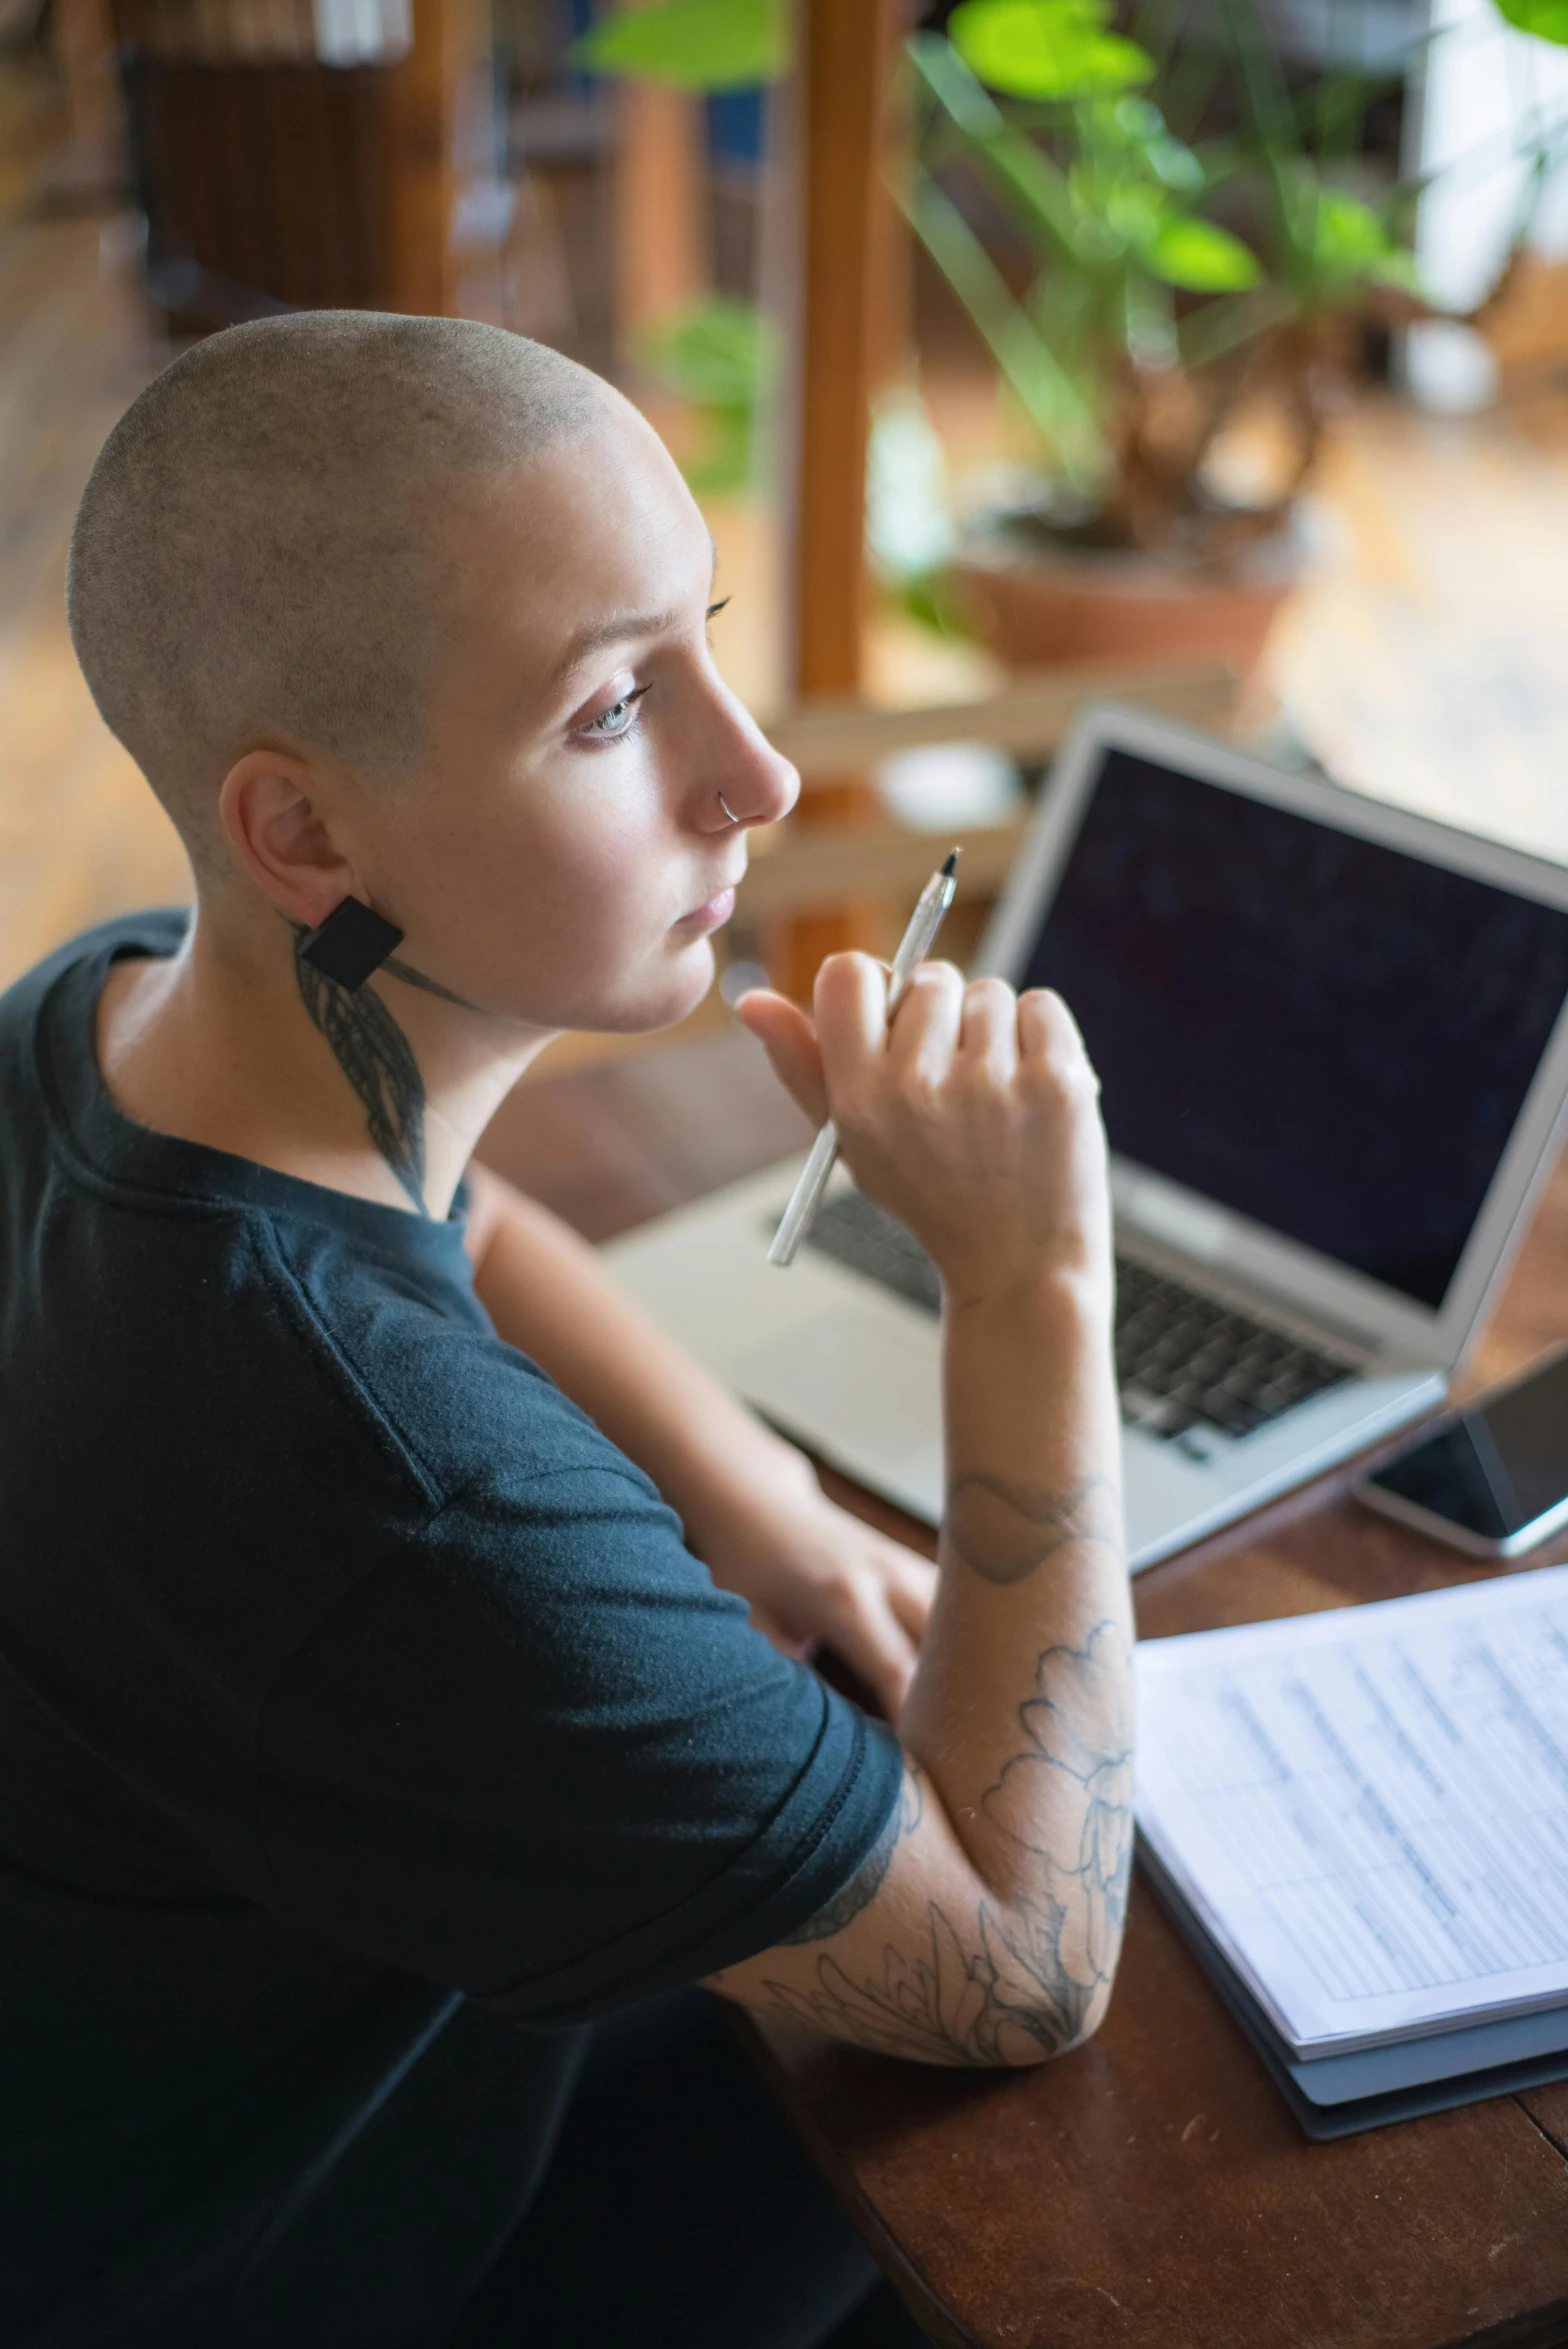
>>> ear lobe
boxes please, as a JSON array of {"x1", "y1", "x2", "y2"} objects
[
  {"x1": 298, "y1": 899, "x2": 405, "y2": 991},
  {"x1": 218, "y1": 749, "x2": 358, "y2": 929}
]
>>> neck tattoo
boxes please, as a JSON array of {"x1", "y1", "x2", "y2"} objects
[
  {"x1": 291, "y1": 930, "x2": 430, "y2": 1215},
  {"x1": 382, "y1": 954, "x2": 485, "y2": 1015}
]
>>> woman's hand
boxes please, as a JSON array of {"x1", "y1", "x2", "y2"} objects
[
  {"x1": 689, "y1": 1437, "x2": 936, "y2": 1721},
  {"x1": 736, "y1": 955, "x2": 1113, "y2": 1316}
]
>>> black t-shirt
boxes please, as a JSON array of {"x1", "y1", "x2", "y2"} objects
[{"x1": 0, "y1": 913, "x2": 901, "y2": 2348}]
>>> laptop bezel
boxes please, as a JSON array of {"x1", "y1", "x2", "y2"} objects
[{"x1": 972, "y1": 701, "x2": 1568, "y2": 1375}]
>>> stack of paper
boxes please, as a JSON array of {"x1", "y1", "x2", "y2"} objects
[{"x1": 1134, "y1": 1563, "x2": 1568, "y2": 2137}]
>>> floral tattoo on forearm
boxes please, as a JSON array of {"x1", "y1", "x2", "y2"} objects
[{"x1": 756, "y1": 1621, "x2": 1133, "y2": 2066}]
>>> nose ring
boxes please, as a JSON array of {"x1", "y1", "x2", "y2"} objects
[{"x1": 718, "y1": 792, "x2": 741, "y2": 825}]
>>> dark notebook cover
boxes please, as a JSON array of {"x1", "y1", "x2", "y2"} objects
[{"x1": 1137, "y1": 1838, "x2": 1568, "y2": 2141}]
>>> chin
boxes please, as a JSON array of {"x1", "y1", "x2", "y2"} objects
[{"x1": 596, "y1": 937, "x2": 718, "y2": 1035}]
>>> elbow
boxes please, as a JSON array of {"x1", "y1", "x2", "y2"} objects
[
  {"x1": 998, "y1": 1984, "x2": 1114, "y2": 2070},
  {"x1": 1000, "y1": 1991, "x2": 1112, "y2": 2069},
  {"x1": 984, "y1": 1921, "x2": 1125, "y2": 2069},
  {"x1": 1059, "y1": 1978, "x2": 1116, "y2": 2058}
]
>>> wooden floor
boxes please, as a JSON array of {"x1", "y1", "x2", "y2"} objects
[{"x1": 5, "y1": 58, "x2": 1568, "y2": 1027}]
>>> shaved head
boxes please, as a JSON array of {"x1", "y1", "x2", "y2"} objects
[{"x1": 68, "y1": 312, "x2": 609, "y2": 873}]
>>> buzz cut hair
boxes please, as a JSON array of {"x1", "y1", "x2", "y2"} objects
[{"x1": 67, "y1": 311, "x2": 610, "y2": 874}]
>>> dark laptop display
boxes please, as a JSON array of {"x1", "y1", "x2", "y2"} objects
[{"x1": 1019, "y1": 749, "x2": 1568, "y2": 1308}]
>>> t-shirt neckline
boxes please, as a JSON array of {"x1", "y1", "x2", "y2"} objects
[{"x1": 39, "y1": 910, "x2": 471, "y2": 1268}]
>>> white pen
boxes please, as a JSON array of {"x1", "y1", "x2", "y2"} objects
[{"x1": 767, "y1": 848, "x2": 960, "y2": 1268}]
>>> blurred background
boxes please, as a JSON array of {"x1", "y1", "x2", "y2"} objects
[{"x1": 2, "y1": 0, "x2": 1568, "y2": 1066}]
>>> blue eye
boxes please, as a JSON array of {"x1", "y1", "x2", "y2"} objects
[{"x1": 582, "y1": 684, "x2": 650, "y2": 743}]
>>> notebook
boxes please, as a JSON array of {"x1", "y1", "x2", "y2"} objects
[
  {"x1": 1139, "y1": 1841, "x2": 1568, "y2": 2138},
  {"x1": 1133, "y1": 1560, "x2": 1568, "y2": 2132}
]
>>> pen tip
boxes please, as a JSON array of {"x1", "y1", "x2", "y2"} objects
[{"x1": 941, "y1": 849, "x2": 959, "y2": 879}]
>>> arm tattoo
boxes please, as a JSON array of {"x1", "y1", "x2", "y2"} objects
[
  {"x1": 757, "y1": 1624, "x2": 1133, "y2": 2065},
  {"x1": 780, "y1": 1768, "x2": 926, "y2": 1945},
  {"x1": 292, "y1": 931, "x2": 429, "y2": 1214},
  {"x1": 944, "y1": 1469, "x2": 1120, "y2": 1587}
]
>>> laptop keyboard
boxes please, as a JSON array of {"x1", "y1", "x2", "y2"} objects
[
  {"x1": 798, "y1": 1189, "x2": 1353, "y2": 1444},
  {"x1": 1112, "y1": 1253, "x2": 1352, "y2": 1440},
  {"x1": 804, "y1": 1188, "x2": 944, "y2": 1316}
]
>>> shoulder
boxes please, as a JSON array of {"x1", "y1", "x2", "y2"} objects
[
  {"x1": 0, "y1": 909, "x2": 188, "y2": 1030},
  {"x1": 0, "y1": 907, "x2": 186, "y2": 1089},
  {"x1": 261, "y1": 1211, "x2": 667, "y2": 1519}
]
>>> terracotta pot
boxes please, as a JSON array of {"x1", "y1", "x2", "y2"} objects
[{"x1": 949, "y1": 538, "x2": 1300, "y2": 678}]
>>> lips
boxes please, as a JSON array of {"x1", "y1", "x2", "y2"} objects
[
  {"x1": 679, "y1": 887, "x2": 737, "y2": 934},
  {"x1": 677, "y1": 859, "x2": 746, "y2": 931}
]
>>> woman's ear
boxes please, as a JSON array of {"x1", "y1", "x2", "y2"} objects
[{"x1": 217, "y1": 750, "x2": 359, "y2": 932}]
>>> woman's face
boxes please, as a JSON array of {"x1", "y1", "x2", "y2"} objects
[{"x1": 344, "y1": 400, "x2": 799, "y2": 1035}]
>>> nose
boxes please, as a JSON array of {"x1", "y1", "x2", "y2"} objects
[{"x1": 688, "y1": 682, "x2": 800, "y2": 835}]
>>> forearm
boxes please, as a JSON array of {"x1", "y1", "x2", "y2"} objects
[
  {"x1": 710, "y1": 1276, "x2": 1133, "y2": 2062},
  {"x1": 707, "y1": 962, "x2": 1133, "y2": 2063},
  {"x1": 468, "y1": 1169, "x2": 805, "y2": 1548},
  {"x1": 900, "y1": 1274, "x2": 1133, "y2": 1975}
]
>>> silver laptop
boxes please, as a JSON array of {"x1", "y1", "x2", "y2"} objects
[{"x1": 606, "y1": 704, "x2": 1568, "y2": 1570}]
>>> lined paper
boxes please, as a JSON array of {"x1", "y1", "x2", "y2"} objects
[{"x1": 1135, "y1": 1564, "x2": 1568, "y2": 2056}]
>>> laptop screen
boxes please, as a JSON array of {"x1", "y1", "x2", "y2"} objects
[{"x1": 1018, "y1": 747, "x2": 1568, "y2": 1308}]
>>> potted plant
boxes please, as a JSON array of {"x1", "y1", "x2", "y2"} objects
[
  {"x1": 579, "y1": 0, "x2": 1567, "y2": 675},
  {"x1": 904, "y1": 0, "x2": 1443, "y2": 674}
]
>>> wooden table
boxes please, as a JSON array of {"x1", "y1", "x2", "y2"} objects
[{"x1": 478, "y1": 1026, "x2": 1568, "y2": 2349}]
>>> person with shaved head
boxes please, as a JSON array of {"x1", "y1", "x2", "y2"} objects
[{"x1": 0, "y1": 314, "x2": 1130, "y2": 2345}]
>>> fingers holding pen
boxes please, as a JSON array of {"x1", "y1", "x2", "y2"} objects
[
  {"x1": 1017, "y1": 986, "x2": 1100, "y2": 1104},
  {"x1": 818, "y1": 957, "x2": 1018, "y2": 1125},
  {"x1": 956, "y1": 974, "x2": 1020, "y2": 1089},
  {"x1": 885, "y1": 961, "x2": 965, "y2": 1087},
  {"x1": 738, "y1": 953, "x2": 965, "y2": 1133},
  {"x1": 736, "y1": 954, "x2": 894, "y2": 1126},
  {"x1": 784, "y1": 950, "x2": 1093, "y2": 1140},
  {"x1": 812, "y1": 952, "x2": 889, "y2": 1071},
  {"x1": 815, "y1": 951, "x2": 965, "y2": 1107}
]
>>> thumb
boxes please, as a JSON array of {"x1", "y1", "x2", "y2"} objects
[{"x1": 733, "y1": 989, "x2": 829, "y2": 1127}]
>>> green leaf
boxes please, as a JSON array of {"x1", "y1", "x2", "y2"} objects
[
  {"x1": 573, "y1": 0, "x2": 787, "y2": 91},
  {"x1": 905, "y1": 166, "x2": 1107, "y2": 484},
  {"x1": 680, "y1": 413, "x2": 756, "y2": 498},
  {"x1": 1144, "y1": 215, "x2": 1263, "y2": 290},
  {"x1": 977, "y1": 124, "x2": 1085, "y2": 258},
  {"x1": 1312, "y1": 189, "x2": 1390, "y2": 263},
  {"x1": 899, "y1": 567, "x2": 977, "y2": 644},
  {"x1": 950, "y1": 0, "x2": 1154, "y2": 99},
  {"x1": 1308, "y1": 190, "x2": 1421, "y2": 289},
  {"x1": 1107, "y1": 97, "x2": 1205, "y2": 193},
  {"x1": 1102, "y1": 180, "x2": 1169, "y2": 248},
  {"x1": 1494, "y1": 0, "x2": 1568, "y2": 42},
  {"x1": 635, "y1": 298, "x2": 777, "y2": 499},
  {"x1": 907, "y1": 30, "x2": 1007, "y2": 142},
  {"x1": 637, "y1": 297, "x2": 772, "y2": 412}
]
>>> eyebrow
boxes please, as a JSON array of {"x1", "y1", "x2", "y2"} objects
[
  {"x1": 547, "y1": 607, "x2": 684, "y2": 693},
  {"x1": 547, "y1": 537, "x2": 721, "y2": 694}
]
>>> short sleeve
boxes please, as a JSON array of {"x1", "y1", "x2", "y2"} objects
[{"x1": 255, "y1": 1454, "x2": 904, "y2": 2022}]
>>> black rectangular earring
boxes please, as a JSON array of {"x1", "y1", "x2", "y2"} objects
[{"x1": 297, "y1": 899, "x2": 405, "y2": 992}]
